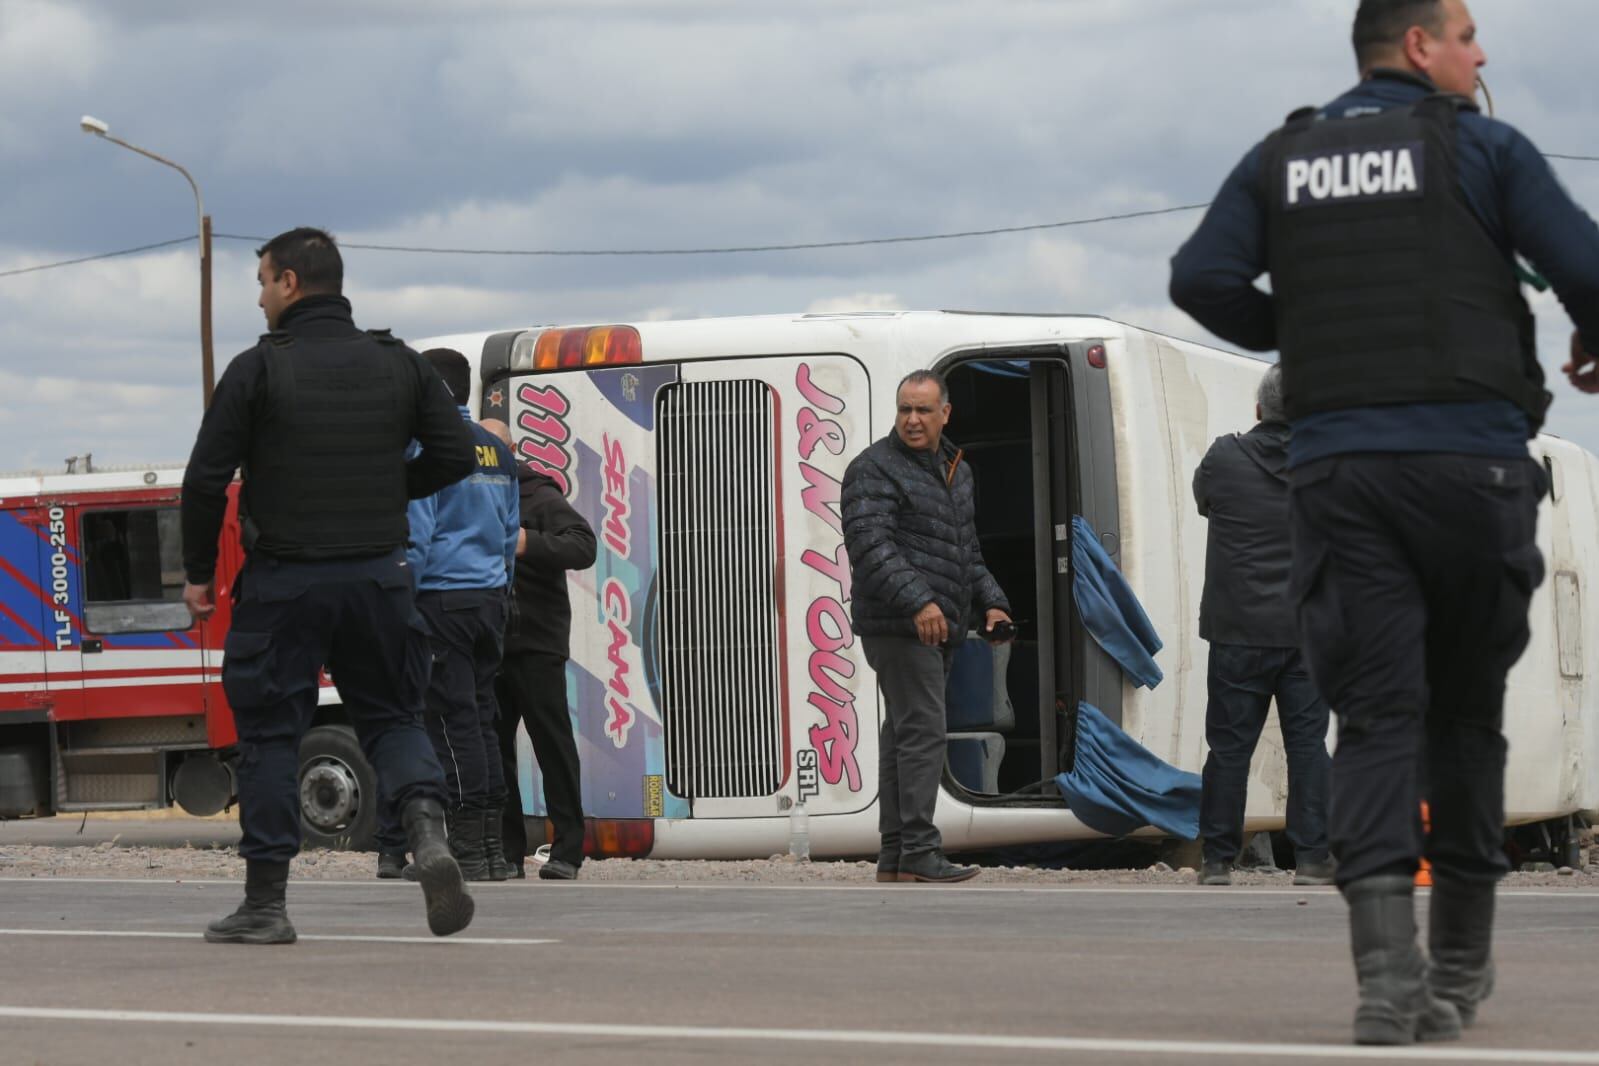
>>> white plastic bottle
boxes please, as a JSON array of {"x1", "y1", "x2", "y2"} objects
[{"x1": 788, "y1": 800, "x2": 811, "y2": 861}]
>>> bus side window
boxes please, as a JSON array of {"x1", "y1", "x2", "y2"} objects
[{"x1": 80, "y1": 508, "x2": 191, "y2": 633}]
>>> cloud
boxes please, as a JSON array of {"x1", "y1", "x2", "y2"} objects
[{"x1": 3, "y1": 0, "x2": 1598, "y2": 470}]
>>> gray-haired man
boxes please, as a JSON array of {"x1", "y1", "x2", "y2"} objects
[
  {"x1": 842, "y1": 370, "x2": 1012, "y2": 884},
  {"x1": 1193, "y1": 364, "x2": 1333, "y2": 887}
]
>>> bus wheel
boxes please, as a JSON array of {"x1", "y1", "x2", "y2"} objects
[{"x1": 298, "y1": 725, "x2": 377, "y2": 852}]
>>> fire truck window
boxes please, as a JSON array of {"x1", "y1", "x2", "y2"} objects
[{"x1": 80, "y1": 508, "x2": 191, "y2": 634}]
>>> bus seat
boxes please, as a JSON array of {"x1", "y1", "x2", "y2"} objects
[
  {"x1": 947, "y1": 732, "x2": 1006, "y2": 795},
  {"x1": 945, "y1": 635, "x2": 1015, "y2": 732}
]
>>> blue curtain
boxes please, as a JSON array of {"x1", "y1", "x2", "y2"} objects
[
  {"x1": 1072, "y1": 515, "x2": 1163, "y2": 689},
  {"x1": 1055, "y1": 702, "x2": 1201, "y2": 840}
]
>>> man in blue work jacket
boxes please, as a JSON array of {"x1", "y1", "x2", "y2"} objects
[
  {"x1": 375, "y1": 348, "x2": 521, "y2": 882},
  {"x1": 1170, "y1": 0, "x2": 1599, "y2": 1047}
]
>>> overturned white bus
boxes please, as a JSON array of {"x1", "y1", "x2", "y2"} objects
[{"x1": 414, "y1": 311, "x2": 1598, "y2": 863}]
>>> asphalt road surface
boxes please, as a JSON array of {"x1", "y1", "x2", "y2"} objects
[{"x1": 0, "y1": 873, "x2": 1596, "y2": 1065}]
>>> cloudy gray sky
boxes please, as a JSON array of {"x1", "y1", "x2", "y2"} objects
[{"x1": 3, "y1": 0, "x2": 1598, "y2": 470}]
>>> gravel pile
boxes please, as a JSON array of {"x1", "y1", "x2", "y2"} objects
[{"x1": 1, "y1": 841, "x2": 1594, "y2": 888}]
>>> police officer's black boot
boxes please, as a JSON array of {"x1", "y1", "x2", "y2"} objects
[
  {"x1": 482, "y1": 806, "x2": 514, "y2": 882},
  {"x1": 447, "y1": 805, "x2": 491, "y2": 882},
  {"x1": 204, "y1": 859, "x2": 297, "y2": 945},
  {"x1": 1343, "y1": 875, "x2": 1461, "y2": 1045},
  {"x1": 402, "y1": 797, "x2": 475, "y2": 937},
  {"x1": 1428, "y1": 876, "x2": 1496, "y2": 1028}
]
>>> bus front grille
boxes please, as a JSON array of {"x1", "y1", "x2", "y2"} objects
[{"x1": 657, "y1": 379, "x2": 786, "y2": 800}]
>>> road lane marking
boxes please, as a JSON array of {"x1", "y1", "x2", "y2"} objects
[
  {"x1": 0, "y1": 929, "x2": 555, "y2": 946},
  {"x1": 0, "y1": 877, "x2": 1594, "y2": 900},
  {"x1": 0, "y1": 1005, "x2": 1595, "y2": 1062}
]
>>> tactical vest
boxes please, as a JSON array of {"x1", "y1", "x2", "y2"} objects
[
  {"x1": 1262, "y1": 94, "x2": 1547, "y2": 427},
  {"x1": 241, "y1": 329, "x2": 417, "y2": 561}
]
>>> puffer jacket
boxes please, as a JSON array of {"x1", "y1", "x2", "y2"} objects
[{"x1": 841, "y1": 432, "x2": 1009, "y2": 640}]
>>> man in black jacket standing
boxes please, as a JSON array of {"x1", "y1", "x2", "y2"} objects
[
  {"x1": 842, "y1": 370, "x2": 1011, "y2": 885},
  {"x1": 1193, "y1": 365, "x2": 1332, "y2": 888},
  {"x1": 495, "y1": 458, "x2": 598, "y2": 880},
  {"x1": 181, "y1": 227, "x2": 477, "y2": 943}
]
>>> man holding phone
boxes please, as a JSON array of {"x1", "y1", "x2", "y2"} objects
[{"x1": 842, "y1": 370, "x2": 1012, "y2": 885}]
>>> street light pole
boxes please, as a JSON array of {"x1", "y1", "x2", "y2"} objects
[{"x1": 81, "y1": 116, "x2": 216, "y2": 409}]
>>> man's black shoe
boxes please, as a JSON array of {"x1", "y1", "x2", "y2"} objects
[
  {"x1": 538, "y1": 858, "x2": 579, "y2": 880},
  {"x1": 1199, "y1": 861, "x2": 1233, "y2": 886},
  {"x1": 204, "y1": 902, "x2": 297, "y2": 944},
  {"x1": 1294, "y1": 857, "x2": 1336, "y2": 886},
  {"x1": 896, "y1": 851, "x2": 979, "y2": 883},
  {"x1": 376, "y1": 851, "x2": 407, "y2": 880},
  {"x1": 509, "y1": 861, "x2": 526, "y2": 880}
]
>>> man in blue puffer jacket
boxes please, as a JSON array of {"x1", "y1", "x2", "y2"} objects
[{"x1": 842, "y1": 369, "x2": 1011, "y2": 885}]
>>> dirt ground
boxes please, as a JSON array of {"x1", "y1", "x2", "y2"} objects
[{"x1": 2, "y1": 837, "x2": 1594, "y2": 887}]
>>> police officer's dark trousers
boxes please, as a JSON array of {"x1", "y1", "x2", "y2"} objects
[
  {"x1": 1289, "y1": 453, "x2": 1545, "y2": 887},
  {"x1": 222, "y1": 550, "x2": 446, "y2": 864},
  {"x1": 495, "y1": 651, "x2": 586, "y2": 868}
]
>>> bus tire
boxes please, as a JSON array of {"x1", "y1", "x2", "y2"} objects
[{"x1": 298, "y1": 724, "x2": 377, "y2": 852}]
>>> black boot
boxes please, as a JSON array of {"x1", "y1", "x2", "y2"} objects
[
  {"x1": 1428, "y1": 876, "x2": 1496, "y2": 1028},
  {"x1": 376, "y1": 850, "x2": 407, "y2": 880},
  {"x1": 482, "y1": 806, "x2": 513, "y2": 882},
  {"x1": 403, "y1": 797, "x2": 475, "y2": 937},
  {"x1": 1343, "y1": 875, "x2": 1461, "y2": 1045},
  {"x1": 448, "y1": 805, "x2": 491, "y2": 882},
  {"x1": 205, "y1": 859, "x2": 297, "y2": 945}
]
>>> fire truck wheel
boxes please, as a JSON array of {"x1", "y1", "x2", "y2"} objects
[{"x1": 298, "y1": 724, "x2": 377, "y2": 852}]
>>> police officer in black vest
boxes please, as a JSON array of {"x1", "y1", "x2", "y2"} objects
[
  {"x1": 181, "y1": 227, "x2": 478, "y2": 943},
  {"x1": 1171, "y1": 0, "x2": 1599, "y2": 1047}
]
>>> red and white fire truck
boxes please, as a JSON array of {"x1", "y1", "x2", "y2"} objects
[{"x1": 0, "y1": 464, "x2": 375, "y2": 849}]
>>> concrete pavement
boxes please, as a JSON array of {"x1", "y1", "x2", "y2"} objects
[{"x1": 0, "y1": 876, "x2": 1595, "y2": 1065}]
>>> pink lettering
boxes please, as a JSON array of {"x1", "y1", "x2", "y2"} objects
[
  {"x1": 796, "y1": 407, "x2": 846, "y2": 460},
  {"x1": 805, "y1": 598, "x2": 854, "y2": 654},
  {"x1": 601, "y1": 577, "x2": 637, "y2": 748},
  {"x1": 799, "y1": 463, "x2": 843, "y2": 535},
  {"x1": 518, "y1": 382, "x2": 570, "y2": 417},
  {"x1": 792, "y1": 361, "x2": 862, "y2": 795},
  {"x1": 517, "y1": 409, "x2": 570, "y2": 444},
  {"x1": 513, "y1": 383, "x2": 574, "y2": 497},
  {"x1": 801, "y1": 544, "x2": 852, "y2": 605},
  {"x1": 796, "y1": 362, "x2": 846, "y2": 415},
  {"x1": 807, "y1": 693, "x2": 862, "y2": 792},
  {"x1": 602, "y1": 434, "x2": 630, "y2": 557}
]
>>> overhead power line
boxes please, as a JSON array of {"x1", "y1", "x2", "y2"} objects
[
  {"x1": 0, "y1": 235, "x2": 195, "y2": 279},
  {"x1": 213, "y1": 203, "x2": 1213, "y2": 257},
  {"x1": 6, "y1": 145, "x2": 1598, "y2": 279}
]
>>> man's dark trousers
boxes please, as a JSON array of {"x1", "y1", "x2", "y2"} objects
[
  {"x1": 1200, "y1": 644, "x2": 1330, "y2": 866},
  {"x1": 861, "y1": 635, "x2": 955, "y2": 861},
  {"x1": 221, "y1": 550, "x2": 446, "y2": 862},
  {"x1": 1290, "y1": 453, "x2": 1546, "y2": 887},
  {"x1": 417, "y1": 588, "x2": 508, "y2": 814},
  {"x1": 495, "y1": 652, "x2": 585, "y2": 867}
]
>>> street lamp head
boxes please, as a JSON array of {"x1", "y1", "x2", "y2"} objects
[{"x1": 80, "y1": 115, "x2": 109, "y2": 136}]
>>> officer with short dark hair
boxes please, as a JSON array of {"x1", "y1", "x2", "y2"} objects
[
  {"x1": 372, "y1": 348, "x2": 520, "y2": 883},
  {"x1": 1171, "y1": 0, "x2": 1599, "y2": 1047},
  {"x1": 181, "y1": 226, "x2": 478, "y2": 943}
]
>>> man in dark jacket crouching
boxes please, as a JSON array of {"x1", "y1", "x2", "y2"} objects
[{"x1": 842, "y1": 369, "x2": 1011, "y2": 884}]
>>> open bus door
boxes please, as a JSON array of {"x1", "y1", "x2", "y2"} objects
[{"x1": 940, "y1": 341, "x2": 1121, "y2": 802}]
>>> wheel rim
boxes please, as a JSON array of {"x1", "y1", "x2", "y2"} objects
[{"x1": 299, "y1": 754, "x2": 362, "y2": 833}]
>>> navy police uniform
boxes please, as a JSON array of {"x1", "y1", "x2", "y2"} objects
[
  {"x1": 1172, "y1": 69, "x2": 1599, "y2": 890},
  {"x1": 182, "y1": 293, "x2": 476, "y2": 937},
  {"x1": 1172, "y1": 69, "x2": 1599, "y2": 1042}
]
